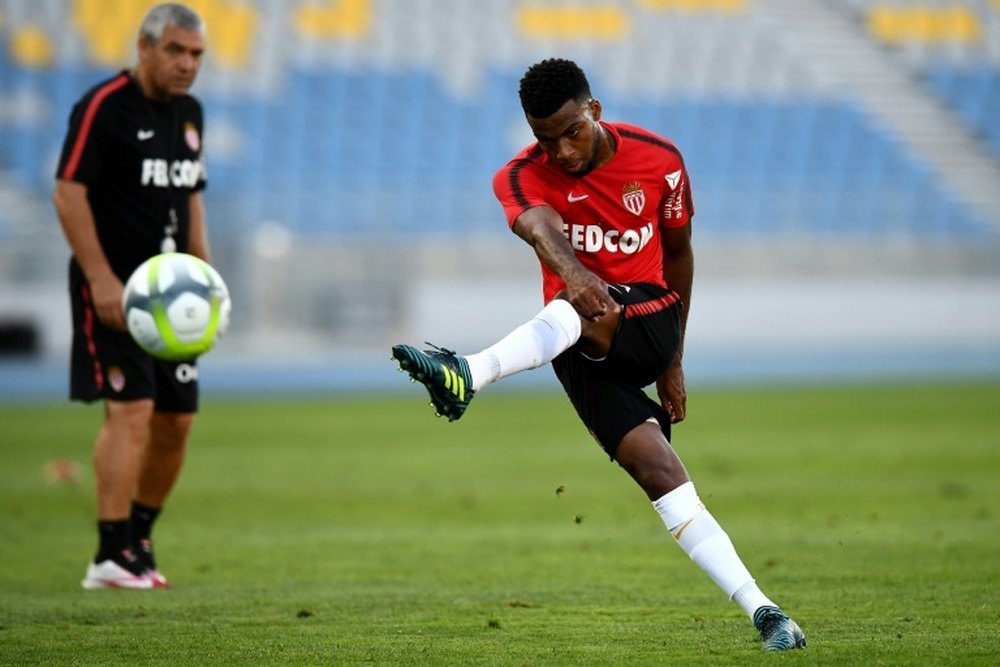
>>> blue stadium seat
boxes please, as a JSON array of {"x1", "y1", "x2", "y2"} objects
[{"x1": 924, "y1": 63, "x2": 1000, "y2": 161}]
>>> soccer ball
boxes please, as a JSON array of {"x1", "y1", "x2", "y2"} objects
[{"x1": 122, "y1": 252, "x2": 231, "y2": 362}]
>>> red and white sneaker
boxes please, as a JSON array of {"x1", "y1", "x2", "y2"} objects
[
  {"x1": 136, "y1": 539, "x2": 170, "y2": 588},
  {"x1": 81, "y1": 559, "x2": 153, "y2": 590},
  {"x1": 145, "y1": 568, "x2": 170, "y2": 588}
]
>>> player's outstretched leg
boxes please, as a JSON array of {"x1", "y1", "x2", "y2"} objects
[
  {"x1": 391, "y1": 343, "x2": 475, "y2": 421},
  {"x1": 753, "y1": 606, "x2": 807, "y2": 651}
]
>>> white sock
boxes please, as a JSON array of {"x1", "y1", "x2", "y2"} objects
[
  {"x1": 652, "y1": 481, "x2": 776, "y2": 618},
  {"x1": 464, "y1": 299, "x2": 581, "y2": 391}
]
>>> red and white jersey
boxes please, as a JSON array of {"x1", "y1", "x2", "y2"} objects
[{"x1": 493, "y1": 121, "x2": 693, "y2": 303}]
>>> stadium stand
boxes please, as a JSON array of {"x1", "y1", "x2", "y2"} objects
[
  {"x1": 0, "y1": 0, "x2": 997, "y2": 359},
  {"x1": 839, "y1": 0, "x2": 1000, "y2": 160},
  {"x1": 2, "y1": 0, "x2": 995, "y2": 240}
]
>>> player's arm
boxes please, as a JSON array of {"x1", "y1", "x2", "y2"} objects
[
  {"x1": 53, "y1": 179, "x2": 125, "y2": 330},
  {"x1": 512, "y1": 205, "x2": 610, "y2": 321},
  {"x1": 657, "y1": 222, "x2": 693, "y2": 423},
  {"x1": 186, "y1": 192, "x2": 212, "y2": 263}
]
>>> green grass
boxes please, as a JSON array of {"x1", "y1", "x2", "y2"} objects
[{"x1": 1, "y1": 382, "x2": 998, "y2": 665}]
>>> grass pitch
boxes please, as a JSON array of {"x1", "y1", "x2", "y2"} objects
[{"x1": 1, "y1": 382, "x2": 998, "y2": 665}]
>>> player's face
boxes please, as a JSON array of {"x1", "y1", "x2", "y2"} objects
[
  {"x1": 138, "y1": 24, "x2": 205, "y2": 100},
  {"x1": 527, "y1": 98, "x2": 607, "y2": 177}
]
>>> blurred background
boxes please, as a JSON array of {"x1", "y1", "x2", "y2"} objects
[{"x1": 0, "y1": 0, "x2": 998, "y2": 399}]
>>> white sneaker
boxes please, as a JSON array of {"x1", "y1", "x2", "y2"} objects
[{"x1": 81, "y1": 559, "x2": 153, "y2": 590}]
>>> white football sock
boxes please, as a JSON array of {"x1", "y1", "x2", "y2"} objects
[
  {"x1": 652, "y1": 481, "x2": 776, "y2": 618},
  {"x1": 464, "y1": 299, "x2": 581, "y2": 391}
]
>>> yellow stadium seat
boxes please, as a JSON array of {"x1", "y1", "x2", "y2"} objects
[
  {"x1": 866, "y1": 5, "x2": 981, "y2": 45},
  {"x1": 9, "y1": 25, "x2": 55, "y2": 68},
  {"x1": 210, "y1": 4, "x2": 257, "y2": 68},
  {"x1": 184, "y1": 0, "x2": 259, "y2": 67},
  {"x1": 294, "y1": 0, "x2": 371, "y2": 40},
  {"x1": 637, "y1": 0, "x2": 747, "y2": 13},
  {"x1": 516, "y1": 5, "x2": 630, "y2": 41},
  {"x1": 74, "y1": 0, "x2": 159, "y2": 66},
  {"x1": 71, "y1": 0, "x2": 259, "y2": 68}
]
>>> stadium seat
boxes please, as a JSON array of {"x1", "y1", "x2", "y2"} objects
[
  {"x1": 924, "y1": 63, "x2": 1000, "y2": 160},
  {"x1": 866, "y1": 4, "x2": 982, "y2": 46},
  {"x1": 637, "y1": 0, "x2": 747, "y2": 13},
  {"x1": 293, "y1": 0, "x2": 371, "y2": 40},
  {"x1": 515, "y1": 5, "x2": 630, "y2": 41}
]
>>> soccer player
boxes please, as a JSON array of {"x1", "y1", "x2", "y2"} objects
[
  {"x1": 392, "y1": 58, "x2": 806, "y2": 651},
  {"x1": 53, "y1": 3, "x2": 210, "y2": 589}
]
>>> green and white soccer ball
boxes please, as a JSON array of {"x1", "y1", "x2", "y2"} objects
[{"x1": 122, "y1": 252, "x2": 231, "y2": 362}]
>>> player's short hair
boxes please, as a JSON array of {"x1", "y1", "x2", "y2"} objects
[
  {"x1": 139, "y1": 3, "x2": 205, "y2": 43},
  {"x1": 518, "y1": 58, "x2": 592, "y2": 119}
]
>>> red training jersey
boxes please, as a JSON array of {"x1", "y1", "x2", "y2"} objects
[{"x1": 493, "y1": 121, "x2": 693, "y2": 303}]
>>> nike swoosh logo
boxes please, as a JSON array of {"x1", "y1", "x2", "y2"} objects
[
  {"x1": 137, "y1": 129, "x2": 155, "y2": 141},
  {"x1": 567, "y1": 193, "x2": 589, "y2": 203},
  {"x1": 671, "y1": 518, "x2": 694, "y2": 540}
]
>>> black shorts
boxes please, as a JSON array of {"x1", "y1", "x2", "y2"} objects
[
  {"x1": 552, "y1": 282, "x2": 682, "y2": 460},
  {"x1": 69, "y1": 270, "x2": 199, "y2": 412}
]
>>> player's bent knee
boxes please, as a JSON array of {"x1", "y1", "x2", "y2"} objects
[
  {"x1": 152, "y1": 412, "x2": 195, "y2": 443},
  {"x1": 536, "y1": 298, "x2": 583, "y2": 343}
]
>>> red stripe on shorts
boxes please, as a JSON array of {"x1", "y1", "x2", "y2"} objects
[
  {"x1": 80, "y1": 283, "x2": 104, "y2": 392},
  {"x1": 61, "y1": 74, "x2": 129, "y2": 180},
  {"x1": 625, "y1": 291, "x2": 680, "y2": 318}
]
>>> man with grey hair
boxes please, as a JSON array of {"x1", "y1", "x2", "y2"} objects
[{"x1": 53, "y1": 3, "x2": 211, "y2": 589}]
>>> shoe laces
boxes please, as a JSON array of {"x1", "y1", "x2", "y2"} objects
[
  {"x1": 424, "y1": 341, "x2": 458, "y2": 357},
  {"x1": 753, "y1": 606, "x2": 785, "y2": 637}
]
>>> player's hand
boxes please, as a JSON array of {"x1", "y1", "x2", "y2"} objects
[
  {"x1": 657, "y1": 361, "x2": 687, "y2": 423},
  {"x1": 89, "y1": 273, "x2": 126, "y2": 331},
  {"x1": 565, "y1": 272, "x2": 611, "y2": 322}
]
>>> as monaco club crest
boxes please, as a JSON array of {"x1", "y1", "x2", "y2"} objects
[
  {"x1": 621, "y1": 181, "x2": 646, "y2": 216},
  {"x1": 107, "y1": 366, "x2": 126, "y2": 393},
  {"x1": 184, "y1": 122, "x2": 200, "y2": 152}
]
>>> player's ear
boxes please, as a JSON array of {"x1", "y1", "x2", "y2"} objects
[
  {"x1": 137, "y1": 35, "x2": 153, "y2": 62},
  {"x1": 589, "y1": 98, "x2": 602, "y2": 122}
]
